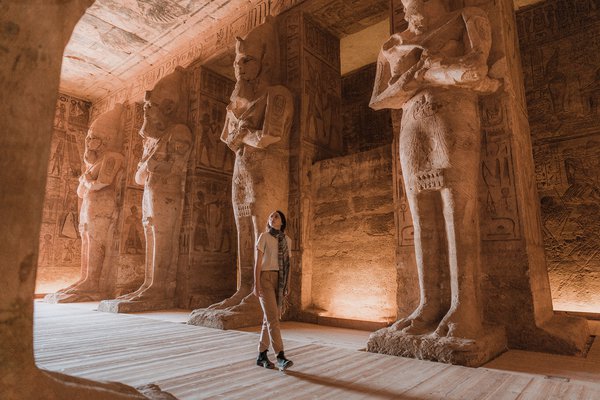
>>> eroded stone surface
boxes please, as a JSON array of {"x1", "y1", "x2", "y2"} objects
[
  {"x1": 188, "y1": 17, "x2": 294, "y2": 330},
  {"x1": 370, "y1": 0, "x2": 504, "y2": 362},
  {"x1": 46, "y1": 104, "x2": 125, "y2": 303},
  {"x1": 0, "y1": 1, "x2": 174, "y2": 399},
  {"x1": 99, "y1": 68, "x2": 192, "y2": 313},
  {"x1": 367, "y1": 325, "x2": 507, "y2": 367}
]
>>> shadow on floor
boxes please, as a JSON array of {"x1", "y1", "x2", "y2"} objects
[{"x1": 285, "y1": 370, "x2": 425, "y2": 400}]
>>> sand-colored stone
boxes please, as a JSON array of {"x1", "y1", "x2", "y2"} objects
[
  {"x1": 369, "y1": 0, "x2": 506, "y2": 364},
  {"x1": 0, "y1": 1, "x2": 173, "y2": 399},
  {"x1": 45, "y1": 104, "x2": 125, "y2": 303},
  {"x1": 98, "y1": 68, "x2": 192, "y2": 313},
  {"x1": 188, "y1": 17, "x2": 294, "y2": 330}
]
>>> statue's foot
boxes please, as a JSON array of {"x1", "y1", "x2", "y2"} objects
[
  {"x1": 434, "y1": 307, "x2": 483, "y2": 340},
  {"x1": 124, "y1": 286, "x2": 167, "y2": 303},
  {"x1": 53, "y1": 290, "x2": 107, "y2": 303},
  {"x1": 117, "y1": 284, "x2": 149, "y2": 301},
  {"x1": 223, "y1": 293, "x2": 259, "y2": 313},
  {"x1": 8, "y1": 368, "x2": 175, "y2": 400},
  {"x1": 207, "y1": 290, "x2": 250, "y2": 310},
  {"x1": 392, "y1": 306, "x2": 443, "y2": 335}
]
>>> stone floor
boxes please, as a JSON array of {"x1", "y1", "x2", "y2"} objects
[{"x1": 34, "y1": 302, "x2": 600, "y2": 399}]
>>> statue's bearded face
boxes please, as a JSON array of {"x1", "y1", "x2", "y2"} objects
[
  {"x1": 402, "y1": 0, "x2": 448, "y2": 35},
  {"x1": 234, "y1": 52, "x2": 261, "y2": 82}
]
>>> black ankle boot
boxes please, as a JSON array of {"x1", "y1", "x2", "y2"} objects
[
  {"x1": 276, "y1": 351, "x2": 293, "y2": 371},
  {"x1": 256, "y1": 350, "x2": 274, "y2": 369}
]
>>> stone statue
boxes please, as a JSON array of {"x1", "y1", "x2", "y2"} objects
[
  {"x1": 99, "y1": 67, "x2": 192, "y2": 313},
  {"x1": 45, "y1": 104, "x2": 125, "y2": 303},
  {"x1": 368, "y1": 0, "x2": 504, "y2": 362},
  {"x1": 188, "y1": 17, "x2": 294, "y2": 329}
]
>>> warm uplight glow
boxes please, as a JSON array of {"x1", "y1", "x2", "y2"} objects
[{"x1": 312, "y1": 265, "x2": 397, "y2": 323}]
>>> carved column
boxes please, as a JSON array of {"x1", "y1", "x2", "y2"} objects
[
  {"x1": 371, "y1": 0, "x2": 588, "y2": 366},
  {"x1": 279, "y1": 8, "x2": 344, "y2": 320},
  {"x1": 177, "y1": 65, "x2": 237, "y2": 309}
]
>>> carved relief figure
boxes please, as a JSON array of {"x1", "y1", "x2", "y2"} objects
[
  {"x1": 193, "y1": 191, "x2": 209, "y2": 251},
  {"x1": 124, "y1": 205, "x2": 144, "y2": 254},
  {"x1": 117, "y1": 67, "x2": 192, "y2": 305},
  {"x1": 370, "y1": 0, "x2": 499, "y2": 340},
  {"x1": 46, "y1": 104, "x2": 125, "y2": 303},
  {"x1": 202, "y1": 18, "x2": 294, "y2": 315}
]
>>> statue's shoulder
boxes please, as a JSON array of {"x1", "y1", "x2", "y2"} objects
[
  {"x1": 267, "y1": 85, "x2": 293, "y2": 101},
  {"x1": 170, "y1": 123, "x2": 192, "y2": 142},
  {"x1": 103, "y1": 151, "x2": 125, "y2": 164}
]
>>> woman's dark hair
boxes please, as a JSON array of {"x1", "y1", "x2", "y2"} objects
[{"x1": 276, "y1": 210, "x2": 287, "y2": 233}]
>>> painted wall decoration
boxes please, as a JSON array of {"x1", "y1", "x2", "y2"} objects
[{"x1": 517, "y1": 0, "x2": 600, "y2": 312}]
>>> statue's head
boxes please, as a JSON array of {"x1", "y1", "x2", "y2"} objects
[
  {"x1": 141, "y1": 67, "x2": 186, "y2": 139},
  {"x1": 401, "y1": 0, "x2": 449, "y2": 35},
  {"x1": 85, "y1": 103, "x2": 124, "y2": 162},
  {"x1": 232, "y1": 17, "x2": 278, "y2": 101}
]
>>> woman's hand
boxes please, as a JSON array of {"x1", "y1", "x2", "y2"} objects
[{"x1": 253, "y1": 284, "x2": 262, "y2": 298}]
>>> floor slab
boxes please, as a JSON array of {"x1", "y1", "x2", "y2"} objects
[{"x1": 33, "y1": 302, "x2": 600, "y2": 399}]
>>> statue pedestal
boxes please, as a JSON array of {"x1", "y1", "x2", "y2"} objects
[
  {"x1": 97, "y1": 298, "x2": 175, "y2": 313},
  {"x1": 187, "y1": 295, "x2": 263, "y2": 330},
  {"x1": 367, "y1": 325, "x2": 507, "y2": 367}
]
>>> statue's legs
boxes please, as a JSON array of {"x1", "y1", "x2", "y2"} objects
[
  {"x1": 50, "y1": 217, "x2": 113, "y2": 302},
  {"x1": 118, "y1": 221, "x2": 153, "y2": 300},
  {"x1": 435, "y1": 164, "x2": 483, "y2": 339},
  {"x1": 393, "y1": 189, "x2": 446, "y2": 334}
]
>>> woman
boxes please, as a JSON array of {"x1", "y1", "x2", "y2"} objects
[{"x1": 253, "y1": 210, "x2": 293, "y2": 371}]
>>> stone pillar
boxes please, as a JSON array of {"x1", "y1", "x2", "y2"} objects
[
  {"x1": 278, "y1": 9, "x2": 344, "y2": 321},
  {"x1": 473, "y1": 0, "x2": 588, "y2": 354},
  {"x1": 45, "y1": 104, "x2": 125, "y2": 303},
  {"x1": 367, "y1": 0, "x2": 588, "y2": 367},
  {"x1": 0, "y1": 1, "x2": 171, "y2": 399},
  {"x1": 188, "y1": 17, "x2": 295, "y2": 329},
  {"x1": 177, "y1": 65, "x2": 237, "y2": 309},
  {"x1": 99, "y1": 68, "x2": 193, "y2": 313}
]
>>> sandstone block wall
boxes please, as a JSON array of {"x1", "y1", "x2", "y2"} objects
[
  {"x1": 517, "y1": 0, "x2": 600, "y2": 313},
  {"x1": 307, "y1": 146, "x2": 397, "y2": 323}
]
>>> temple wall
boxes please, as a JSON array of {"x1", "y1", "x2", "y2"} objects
[
  {"x1": 308, "y1": 146, "x2": 396, "y2": 323},
  {"x1": 36, "y1": 93, "x2": 91, "y2": 294},
  {"x1": 341, "y1": 64, "x2": 393, "y2": 155},
  {"x1": 517, "y1": 0, "x2": 600, "y2": 313},
  {"x1": 177, "y1": 66, "x2": 237, "y2": 309}
]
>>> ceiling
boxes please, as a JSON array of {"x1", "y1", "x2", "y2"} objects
[{"x1": 60, "y1": 0, "x2": 545, "y2": 103}]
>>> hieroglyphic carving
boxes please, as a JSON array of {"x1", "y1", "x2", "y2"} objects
[
  {"x1": 534, "y1": 138, "x2": 600, "y2": 265},
  {"x1": 190, "y1": 176, "x2": 235, "y2": 254},
  {"x1": 37, "y1": 94, "x2": 90, "y2": 292},
  {"x1": 121, "y1": 189, "x2": 145, "y2": 255},
  {"x1": 303, "y1": 15, "x2": 340, "y2": 69},
  {"x1": 302, "y1": 51, "x2": 342, "y2": 154},
  {"x1": 341, "y1": 63, "x2": 392, "y2": 154},
  {"x1": 194, "y1": 69, "x2": 235, "y2": 173},
  {"x1": 303, "y1": 0, "x2": 389, "y2": 37},
  {"x1": 478, "y1": 95, "x2": 521, "y2": 241},
  {"x1": 200, "y1": 68, "x2": 235, "y2": 104},
  {"x1": 284, "y1": 12, "x2": 302, "y2": 90},
  {"x1": 125, "y1": 102, "x2": 145, "y2": 189},
  {"x1": 516, "y1": 0, "x2": 600, "y2": 308},
  {"x1": 518, "y1": 0, "x2": 600, "y2": 142}
]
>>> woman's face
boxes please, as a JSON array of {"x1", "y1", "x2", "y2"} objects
[{"x1": 268, "y1": 212, "x2": 282, "y2": 230}]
